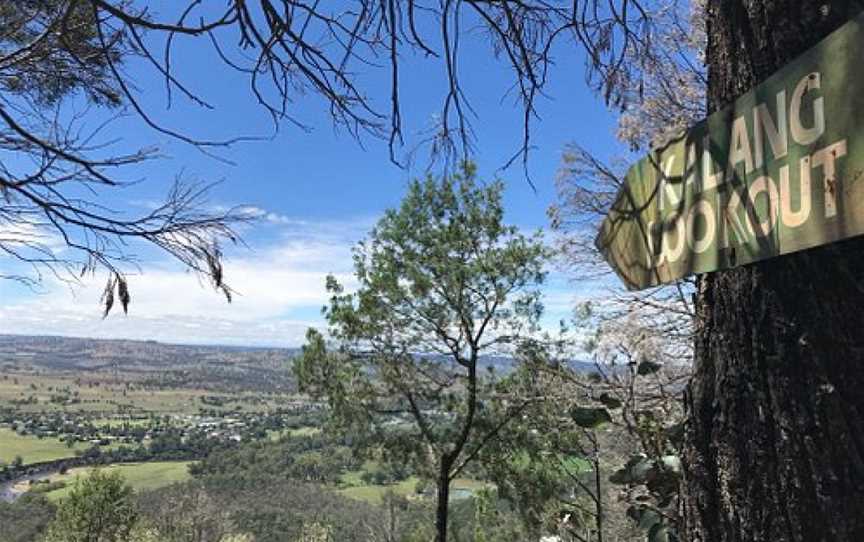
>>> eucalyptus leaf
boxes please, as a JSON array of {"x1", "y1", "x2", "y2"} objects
[
  {"x1": 627, "y1": 505, "x2": 662, "y2": 530},
  {"x1": 629, "y1": 458, "x2": 654, "y2": 484},
  {"x1": 610, "y1": 455, "x2": 652, "y2": 485},
  {"x1": 609, "y1": 468, "x2": 630, "y2": 485},
  {"x1": 597, "y1": 392, "x2": 623, "y2": 409},
  {"x1": 648, "y1": 523, "x2": 673, "y2": 542},
  {"x1": 570, "y1": 406, "x2": 612, "y2": 428}
]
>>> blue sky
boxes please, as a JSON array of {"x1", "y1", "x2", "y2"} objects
[{"x1": 0, "y1": 8, "x2": 623, "y2": 347}]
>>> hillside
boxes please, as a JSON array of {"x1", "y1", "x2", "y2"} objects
[{"x1": 0, "y1": 335, "x2": 298, "y2": 393}]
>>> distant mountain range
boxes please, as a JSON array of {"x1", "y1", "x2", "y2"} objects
[
  {"x1": 0, "y1": 334, "x2": 597, "y2": 390},
  {"x1": 0, "y1": 334, "x2": 299, "y2": 392},
  {"x1": 0, "y1": 334, "x2": 297, "y2": 369}
]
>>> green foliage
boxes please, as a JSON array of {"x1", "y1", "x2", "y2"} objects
[
  {"x1": 208, "y1": 481, "x2": 385, "y2": 542},
  {"x1": 134, "y1": 482, "x2": 237, "y2": 542},
  {"x1": 41, "y1": 469, "x2": 138, "y2": 542},
  {"x1": 597, "y1": 392, "x2": 623, "y2": 409},
  {"x1": 570, "y1": 406, "x2": 613, "y2": 428},
  {"x1": 626, "y1": 505, "x2": 678, "y2": 541},
  {"x1": 446, "y1": 490, "x2": 535, "y2": 541},
  {"x1": 612, "y1": 447, "x2": 682, "y2": 540},
  {"x1": 609, "y1": 455, "x2": 654, "y2": 485},
  {"x1": 295, "y1": 522, "x2": 333, "y2": 542},
  {"x1": 27, "y1": 480, "x2": 67, "y2": 495},
  {"x1": 296, "y1": 165, "x2": 549, "y2": 439},
  {"x1": 41, "y1": 462, "x2": 193, "y2": 501},
  {"x1": 294, "y1": 165, "x2": 551, "y2": 539},
  {"x1": 294, "y1": 164, "x2": 549, "y2": 536},
  {"x1": 627, "y1": 505, "x2": 662, "y2": 531},
  {"x1": 190, "y1": 433, "x2": 360, "y2": 488},
  {"x1": 0, "y1": 1, "x2": 126, "y2": 106},
  {"x1": 0, "y1": 494, "x2": 56, "y2": 542},
  {"x1": 476, "y1": 362, "x2": 597, "y2": 538},
  {"x1": 610, "y1": 453, "x2": 682, "y2": 541}
]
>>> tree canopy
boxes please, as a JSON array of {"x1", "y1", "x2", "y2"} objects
[
  {"x1": 295, "y1": 164, "x2": 551, "y2": 541},
  {"x1": 42, "y1": 470, "x2": 138, "y2": 542}
]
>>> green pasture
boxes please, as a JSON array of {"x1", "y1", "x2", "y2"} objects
[
  {"x1": 0, "y1": 427, "x2": 88, "y2": 465},
  {"x1": 338, "y1": 467, "x2": 488, "y2": 505},
  {"x1": 40, "y1": 461, "x2": 194, "y2": 500}
]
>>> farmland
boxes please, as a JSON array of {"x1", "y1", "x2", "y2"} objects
[
  {"x1": 0, "y1": 334, "x2": 299, "y2": 417},
  {"x1": 35, "y1": 461, "x2": 194, "y2": 501},
  {"x1": 0, "y1": 428, "x2": 88, "y2": 465},
  {"x1": 0, "y1": 334, "x2": 321, "y2": 491},
  {"x1": 338, "y1": 472, "x2": 488, "y2": 504},
  {"x1": 0, "y1": 334, "x2": 539, "y2": 541}
]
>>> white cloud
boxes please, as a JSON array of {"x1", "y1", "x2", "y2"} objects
[
  {"x1": 235, "y1": 205, "x2": 306, "y2": 226},
  {"x1": 0, "y1": 216, "x2": 372, "y2": 347},
  {"x1": 0, "y1": 221, "x2": 67, "y2": 257},
  {"x1": 0, "y1": 213, "x2": 586, "y2": 348}
]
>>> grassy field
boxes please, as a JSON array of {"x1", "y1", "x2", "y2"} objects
[
  {"x1": 0, "y1": 372, "x2": 289, "y2": 415},
  {"x1": 288, "y1": 426, "x2": 322, "y2": 437},
  {"x1": 266, "y1": 426, "x2": 322, "y2": 441},
  {"x1": 0, "y1": 427, "x2": 89, "y2": 465},
  {"x1": 39, "y1": 461, "x2": 194, "y2": 500},
  {"x1": 339, "y1": 476, "x2": 419, "y2": 503},
  {"x1": 338, "y1": 470, "x2": 488, "y2": 504},
  {"x1": 91, "y1": 417, "x2": 155, "y2": 429},
  {"x1": 0, "y1": 373, "x2": 202, "y2": 414}
]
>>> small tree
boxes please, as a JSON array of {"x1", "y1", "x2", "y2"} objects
[
  {"x1": 295, "y1": 165, "x2": 549, "y2": 542},
  {"x1": 42, "y1": 470, "x2": 138, "y2": 542}
]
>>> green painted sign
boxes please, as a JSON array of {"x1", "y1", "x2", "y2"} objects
[{"x1": 597, "y1": 13, "x2": 864, "y2": 290}]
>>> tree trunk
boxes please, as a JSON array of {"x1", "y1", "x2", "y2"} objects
[
  {"x1": 436, "y1": 459, "x2": 451, "y2": 542},
  {"x1": 683, "y1": 2, "x2": 864, "y2": 541}
]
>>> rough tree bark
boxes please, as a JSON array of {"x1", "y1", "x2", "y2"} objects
[{"x1": 683, "y1": 2, "x2": 864, "y2": 541}]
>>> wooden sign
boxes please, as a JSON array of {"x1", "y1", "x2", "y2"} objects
[{"x1": 598, "y1": 12, "x2": 864, "y2": 289}]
